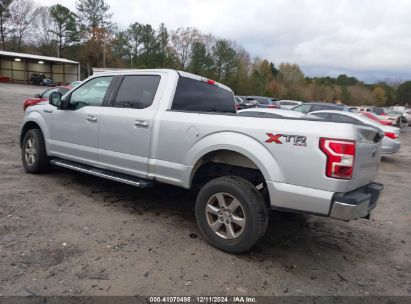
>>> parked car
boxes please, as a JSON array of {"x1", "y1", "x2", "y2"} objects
[
  {"x1": 310, "y1": 110, "x2": 400, "y2": 154},
  {"x1": 385, "y1": 109, "x2": 408, "y2": 127},
  {"x1": 278, "y1": 100, "x2": 302, "y2": 110},
  {"x1": 247, "y1": 96, "x2": 280, "y2": 108},
  {"x1": 23, "y1": 86, "x2": 71, "y2": 111},
  {"x1": 356, "y1": 106, "x2": 406, "y2": 127},
  {"x1": 20, "y1": 69, "x2": 384, "y2": 253},
  {"x1": 238, "y1": 107, "x2": 308, "y2": 118},
  {"x1": 235, "y1": 96, "x2": 259, "y2": 110},
  {"x1": 292, "y1": 102, "x2": 351, "y2": 113},
  {"x1": 360, "y1": 112, "x2": 393, "y2": 126},
  {"x1": 69, "y1": 80, "x2": 83, "y2": 88},
  {"x1": 30, "y1": 73, "x2": 55, "y2": 86}
]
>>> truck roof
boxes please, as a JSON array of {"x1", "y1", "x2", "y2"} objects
[{"x1": 91, "y1": 68, "x2": 233, "y2": 93}]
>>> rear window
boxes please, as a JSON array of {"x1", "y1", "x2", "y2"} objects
[
  {"x1": 171, "y1": 76, "x2": 235, "y2": 113},
  {"x1": 253, "y1": 97, "x2": 269, "y2": 104}
]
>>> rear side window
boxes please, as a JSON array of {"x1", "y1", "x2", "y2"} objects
[
  {"x1": 171, "y1": 76, "x2": 235, "y2": 113},
  {"x1": 330, "y1": 114, "x2": 359, "y2": 124},
  {"x1": 114, "y1": 75, "x2": 160, "y2": 109}
]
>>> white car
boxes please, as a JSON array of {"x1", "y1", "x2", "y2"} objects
[
  {"x1": 310, "y1": 110, "x2": 401, "y2": 154},
  {"x1": 278, "y1": 100, "x2": 302, "y2": 110},
  {"x1": 238, "y1": 107, "x2": 308, "y2": 118}
]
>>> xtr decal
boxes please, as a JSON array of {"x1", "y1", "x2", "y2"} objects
[{"x1": 266, "y1": 133, "x2": 307, "y2": 147}]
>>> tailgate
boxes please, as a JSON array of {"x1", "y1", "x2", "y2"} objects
[{"x1": 349, "y1": 125, "x2": 383, "y2": 191}]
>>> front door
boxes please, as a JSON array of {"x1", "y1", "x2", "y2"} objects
[{"x1": 49, "y1": 76, "x2": 113, "y2": 165}]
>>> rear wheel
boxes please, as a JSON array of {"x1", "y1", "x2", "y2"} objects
[
  {"x1": 22, "y1": 129, "x2": 50, "y2": 173},
  {"x1": 195, "y1": 176, "x2": 268, "y2": 253}
]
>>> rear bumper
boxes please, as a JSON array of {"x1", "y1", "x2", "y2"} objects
[
  {"x1": 329, "y1": 182, "x2": 384, "y2": 221},
  {"x1": 381, "y1": 140, "x2": 400, "y2": 154}
]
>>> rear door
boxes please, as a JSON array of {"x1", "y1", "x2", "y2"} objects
[{"x1": 98, "y1": 74, "x2": 162, "y2": 177}]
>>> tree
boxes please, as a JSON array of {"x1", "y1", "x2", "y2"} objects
[
  {"x1": 171, "y1": 27, "x2": 200, "y2": 69},
  {"x1": 372, "y1": 86, "x2": 387, "y2": 106},
  {"x1": 0, "y1": 0, "x2": 13, "y2": 50},
  {"x1": 76, "y1": 0, "x2": 112, "y2": 35},
  {"x1": 212, "y1": 39, "x2": 238, "y2": 82},
  {"x1": 189, "y1": 41, "x2": 214, "y2": 76},
  {"x1": 76, "y1": 0, "x2": 113, "y2": 72},
  {"x1": 396, "y1": 81, "x2": 411, "y2": 105},
  {"x1": 9, "y1": 0, "x2": 38, "y2": 52},
  {"x1": 277, "y1": 63, "x2": 305, "y2": 84},
  {"x1": 49, "y1": 4, "x2": 78, "y2": 57}
]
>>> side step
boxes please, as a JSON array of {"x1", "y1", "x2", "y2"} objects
[{"x1": 50, "y1": 159, "x2": 154, "y2": 188}]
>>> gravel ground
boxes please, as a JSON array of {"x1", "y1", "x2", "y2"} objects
[{"x1": 0, "y1": 83, "x2": 410, "y2": 296}]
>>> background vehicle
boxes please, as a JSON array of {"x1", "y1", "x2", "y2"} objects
[
  {"x1": 311, "y1": 110, "x2": 401, "y2": 154},
  {"x1": 30, "y1": 73, "x2": 55, "y2": 86},
  {"x1": 292, "y1": 102, "x2": 351, "y2": 113},
  {"x1": 360, "y1": 112, "x2": 393, "y2": 126},
  {"x1": 238, "y1": 107, "x2": 308, "y2": 118},
  {"x1": 385, "y1": 109, "x2": 408, "y2": 127},
  {"x1": 247, "y1": 96, "x2": 280, "y2": 108},
  {"x1": 23, "y1": 86, "x2": 71, "y2": 111},
  {"x1": 235, "y1": 96, "x2": 259, "y2": 110},
  {"x1": 356, "y1": 106, "x2": 406, "y2": 127},
  {"x1": 69, "y1": 80, "x2": 83, "y2": 88},
  {"x1": 278, "y1": 100, "x2": 302, "y2": 109},
  {"x1": 20, "y1": 69, "x2": 384, "y2": 253}
]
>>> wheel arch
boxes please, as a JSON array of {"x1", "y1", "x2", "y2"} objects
[
  {"x1": 20, "y1": 113, "x2": 49, "y2": 148},
  {"x1": 186, "y1": 132, "x2": 284, "y2": 188}
]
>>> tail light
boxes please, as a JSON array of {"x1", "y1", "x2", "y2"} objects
[
  {"x1": 319, "y1": 138, "x2": 356, "y2": 180},
  {"x1": 267, "y1": 104, "x2": 279, "y2": 108},
  {"x1": 384, "y1": 132, "x2": 398, "y2": 139}
]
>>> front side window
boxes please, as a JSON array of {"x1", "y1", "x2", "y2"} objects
[
  {"x1": 172, "y1": 76, "x2": 235, "y2": 113},
  {"x1": 68, "y1": 76, "x2": 113, "y2": 110},
  {"x1": 114, "y1": 75, "x2": 160, "y2": 109}
]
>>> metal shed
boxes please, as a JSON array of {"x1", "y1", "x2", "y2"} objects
[{"x1": 0, "y1": 51, "x2": 80, "y2": 84}]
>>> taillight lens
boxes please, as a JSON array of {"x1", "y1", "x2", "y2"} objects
[
  {"x1": 267, "y1": 104, "x2": 279, "y2": 108},
  {"x1": 319, "y1": 138, "x2": 356, "y2": 180},
  {"x1": 384, "y1": 132, "x2": 398, "y2": 139}
]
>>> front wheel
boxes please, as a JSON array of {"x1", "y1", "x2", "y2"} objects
[
  {"x1": 195, "y1": 176, "x2": 269, "y2": 253},
  {"x1": 22, "y1": 129, "x2": 50, "y2": 173}
]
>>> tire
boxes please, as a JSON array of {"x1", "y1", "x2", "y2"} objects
[
  {"x1": 22, "y1": 129, "x2": 50, "y2": 173},
  {"x1": 195, "y1": 176, "x2": 269, "y2": 253}
]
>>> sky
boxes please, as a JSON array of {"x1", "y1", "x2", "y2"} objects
[{"x1": 39, "y1": 0, "x2": 411, "y2": 83}]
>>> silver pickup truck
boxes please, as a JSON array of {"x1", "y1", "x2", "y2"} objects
[{"x1": 20, "y1": 69, "x2": 384, "y2": 253}]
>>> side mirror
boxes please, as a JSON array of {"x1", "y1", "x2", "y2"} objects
[
  {"x1": 49, "y1": 91, "x2": 62, "y2": 108},
  {"x1": 34, "y1": 93, "x2": 41, "y2": 98}
]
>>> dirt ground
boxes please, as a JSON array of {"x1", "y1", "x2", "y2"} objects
[{"x1": 0, "y1": 83, "x2": 410, "y2": 297}]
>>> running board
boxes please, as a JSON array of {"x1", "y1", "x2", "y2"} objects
[{"x1": 50, "y1": 159, "x2": 153, "y2": 188}]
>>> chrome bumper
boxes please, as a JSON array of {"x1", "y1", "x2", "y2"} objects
[{"x1": 330, "y1": 182, "x2": 384, "y2": 221}]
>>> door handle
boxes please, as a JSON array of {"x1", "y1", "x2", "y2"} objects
[
  {"x1": 43, "y1": 109, "x2": 52, "y2": 113},
  {"x1": 86, "y1": 115, "x2": 98, "y2": 123},
  {"x1": 134, "y1": 120, "x2": 149, "y2": 128}
]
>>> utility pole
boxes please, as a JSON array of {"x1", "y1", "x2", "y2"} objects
[
  {"x1": 130, "y1": 52, "x2": 133, "y2": 69},
  {"x1": 103, "y1": 40, "x2": 106, "y2": 68}
]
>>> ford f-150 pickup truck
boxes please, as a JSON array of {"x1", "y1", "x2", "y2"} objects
[{"x1": 20, "y1": 69, "x2": 384, "y2": 253}]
